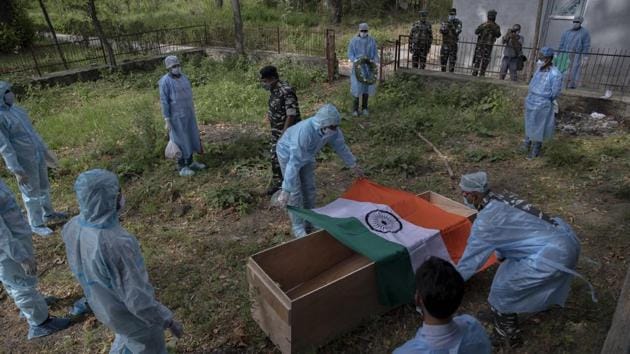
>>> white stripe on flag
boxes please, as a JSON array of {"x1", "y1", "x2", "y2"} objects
[{"x1": 313, "y1": 198, "x2": 453, "y2": 272}]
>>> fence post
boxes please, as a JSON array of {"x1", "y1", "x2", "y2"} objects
[
  {"x1": 277, "y1": 26, "x2": 281, "y2": 53},
  {"x1": 98, "y1": 37, "x2": 108, "y2": 65},
  {"x1": 29, "y1": 46, "x2": 42, "y2": 77},
  {"x1": 325, "y1": 29, "x2": 336, "y2": 82}
]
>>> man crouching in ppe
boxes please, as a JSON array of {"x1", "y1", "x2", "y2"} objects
[
  {"x1": 455, "y1": 171, "x2": 596, "y2": 348},
  {"x1": 62, "y1": 169, "x2": 183, "y2": 353},
  {"x1": 274, "y1": 104, "x2": 364, "y2": 238},
  {"x1": 0, "y1": 179, "x2": 71, "y2": 339}
]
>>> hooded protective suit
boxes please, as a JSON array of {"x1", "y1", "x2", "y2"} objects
[
  {"x1": 0, "y1": 81, "x2": 55, "y2": 229},
  {"x1": 276, "y1": 104, "x2": 357, "y2": 237},
  {"x1": 348, "y1": 30, "x2": 379, "y2": 97},
  {"x1": 456, "y1": 200, "x2": 594, "y2": 314},
  {"x1": 62, "y1": 169, "x2": 173, "y2": 354},
  {"x1": 524, "y1": 64, "x2": 563, "y2": 142},
  {"x1": 558, "y1": 26, "x2": 590, "y2": 88},
  {"x1": 158, "y1": 71, "x2": 202, "y2": 160},
  {"x1": 0, "y1": 179, "x2": 48, "y2": 326}
]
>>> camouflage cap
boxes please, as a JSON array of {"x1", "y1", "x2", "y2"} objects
[{"x1": 449, "y1": 8, "x2": 456, "y2": 15}]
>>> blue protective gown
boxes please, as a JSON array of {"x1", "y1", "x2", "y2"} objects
[
  {"x1": 0, "y1": 179, "x2": 48, "y2": 326},
  {"x1": 158, "y1": 73, "x2": 201, "y2": 159},
  {"x1": 393, "y1": 315, "x2": 491, "y2": 354},
  {"x1": 62, "y1": 170, "x2": 173, "y2": 354},
  {"x1": 524, "y1": 66, "x2": 563, "y2": 142},
  {"x1": 558, "y1": 27, "x2": 591, "y2": 88},
  {"x1": 348, "y1": 35, "x2": 379, "y2": 97},
  {"x1": 456, "y1": 200, "x2": 590, "y2": 314},
  {"x1": 276, "y1": 104, "x2": 357, "y2": 237},
  {"x1": 0, "y1": 81, "x2": 55, "y2": 228}
]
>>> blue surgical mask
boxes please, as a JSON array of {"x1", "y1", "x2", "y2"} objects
[
  {"x1": 572, "y1": 23, "x2": 581, "y2": 30},
  {"x1": 170, "y1": 67, "x2": 181, "y2": 76},
  {"x1": 3, "y1": 91, "x2": 15, "y2": 106},
  {"x1": 360, "y1": 32, "x2": 368, "y2": 38}
]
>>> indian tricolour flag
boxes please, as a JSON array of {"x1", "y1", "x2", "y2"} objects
[{"x1": 288, "y1": 179, "x2": 495, "y2": 307}]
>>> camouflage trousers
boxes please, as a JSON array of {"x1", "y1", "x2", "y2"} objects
[
  {"x1": 440, "y1": 43, "x2": 457, "y2": 72},
  {"x1": 269, "y1": 130, "x2": 283, "y2": 187},
  {"x1": 472, "y1": 44, "x2": 494, "y2": 76},
  {"x1": 411, "y1": 47, "x2": 429, "y2": 69}
]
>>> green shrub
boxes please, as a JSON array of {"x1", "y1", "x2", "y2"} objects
[
  {"x1": 544, "y1": 139, "x2": 594, "y2": 168},
  {"x1": 205, "y1": 187, "x2": 255, "y2": 214},
  {"x1": 0, "y1": 1, "x2": 35, "y2": 53}
]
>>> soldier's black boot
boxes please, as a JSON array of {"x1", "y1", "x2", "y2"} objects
[{"x1": 491, "y1": 307, "x2": 523, "y2": 348}]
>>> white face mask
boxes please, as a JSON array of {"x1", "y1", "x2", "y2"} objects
[
  {"x1": 448, "y1": 15, "x2": 455, "y2": 21},
  {"x1": 536, "y1": 59, "x2": 545, "y2": 66},
  {"x1": 360, "y1": 32, "x2": 368, "y2": 38},
  {"x1": 572, "y1": 23, "x2": 581, "y2": 30},
  {"x1": 321, "y1": 127, "x2": 336, "y2": 137},
  {"x1": 170, "y1": 67, "x2": 181, "y2": 76},
  {"x1": 4, "y1": 91, "x2": 15, "y2": 106}
]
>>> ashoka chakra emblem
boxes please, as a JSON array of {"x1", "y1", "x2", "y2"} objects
[{"x1": 365, "y1": 209, "x2": 403, "y2": 234}]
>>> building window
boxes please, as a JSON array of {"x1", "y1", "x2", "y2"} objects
[{"x1": 550, "y1": 0, "x2": 587, "y2": 18}]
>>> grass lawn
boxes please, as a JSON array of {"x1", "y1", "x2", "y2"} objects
[{"x1": 0, "y1": 57, "x2": 628, "y2": 353}]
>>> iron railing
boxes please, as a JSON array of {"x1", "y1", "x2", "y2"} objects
[
  {"x1": 395, "y1": 34, "x2": 630, "y2": 93},
  {"x1": 0, "y1": 24, "x2": 327, "y2": 77}
]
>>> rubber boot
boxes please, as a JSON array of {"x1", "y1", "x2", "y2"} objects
[
  {"x1": 361, "y1": 94, "x2": 369, "y2": 117},
  {"x1": 528, "y1": 142, "x2": 542, "y2": 160},
  {"x1": 352, "y1": 97, "x2": 360, "y2": 116},
  {"x1": 491, "y1": 307, "x2": 522, "y2": 348}
]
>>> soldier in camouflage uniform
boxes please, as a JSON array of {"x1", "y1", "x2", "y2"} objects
[
  {"x1": 439, "y1": 8, "x2": 462, "y2": 72},
  {"x1": 472, "y1": 9, "x2": 501, "y2": 77},
  {"x1": 260, "y1": 66, "x2": 301, "y2": 195},
  {"x1": 409, "y1": 10, "x2": 433, "y2": 69}
]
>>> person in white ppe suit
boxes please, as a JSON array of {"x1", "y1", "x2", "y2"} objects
[
  {"x1": 275, "y1": 104, "x2": 364, "y2": 237},
  {"x1": 0, "y1": 81, "x2": 67, "y2": 236},
  {"x1": 62, "y1": 169, "x2": 183, "y2": 353},
  {"x1": 456, "y1": 172, "x2": 595, "y2": 348},
  {"x1": 0, "y1": 178, "x2": 71, "y2": 339}
]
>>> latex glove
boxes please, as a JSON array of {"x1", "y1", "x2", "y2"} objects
[
  {"x1": 16, "y1": 172, "x2": 29, "y2": 186},
  {"x1": 352, "y1": 165, "x2": 365, "y2": 178},
  {"x1": 20, "y1": 258, "x2": 37, "y2": 276},
  {"x1": 164, "y1": 120, "x2": 172, "y2": 132},
  {"x1": 168, "y1": 319, "x2": 184, "y2": 338},
  {"x1": 553, "y1": 100, "x2": 559, "y2": 114},
  {"x1": 277, "y1": 190, "x2": 290, "y2": 207}
]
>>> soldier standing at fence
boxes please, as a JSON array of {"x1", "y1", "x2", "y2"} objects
[
  {"x1": 260, "y1": 66, "x2": 301, "y2": 196},
  {"x1": 471, "y1": 10, "x2": 501, "y2": 77},
  {"x1": 409, "y1": 10, "x2": 433, "y2": 69},
  {"x1": 439, "y1": 8, "x2": 462, "y2": 73},
  {"x1": 499, "y1": 24, "x2": 524, "y2": 81}
]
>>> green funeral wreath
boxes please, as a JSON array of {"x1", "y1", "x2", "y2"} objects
[{"x1": 354, "y1": 57, "x2": 377, "y2": 85}]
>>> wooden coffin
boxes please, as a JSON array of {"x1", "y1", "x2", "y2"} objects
[{"x1": 247, "y1": 191, "x2": 476, "y2": 353}]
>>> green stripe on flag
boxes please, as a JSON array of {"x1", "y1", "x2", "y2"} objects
[{"x1": 288, "y1": 206, "x2": 415, "y2": 307}]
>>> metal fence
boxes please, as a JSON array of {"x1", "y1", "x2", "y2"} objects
[
  {"x1": 0, "y1": 24, "x2": 327, "y2": 77},
  {"x1": 395, "y1": 34, "x2": 630, "y2": 94}
]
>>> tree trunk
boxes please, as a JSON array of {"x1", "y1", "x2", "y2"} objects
[
  {"x1": 86, "y1": 0, "x2": 116, "y2": 68},
  {"x1": 38, "y1": 0, "x2": 68, "y2": 70},
  {"x1": 601, "y1": 267, "x2": 630, "y2": 354},
  {"x1": 215, "y1": 0, "x2": 223, "y2": 8},
  {"x1": 331, "y1": 0, "x2": 342, "y2": 24},
  {"x1": 231, "y1": 0, "x2": 245, "y2": 55}
]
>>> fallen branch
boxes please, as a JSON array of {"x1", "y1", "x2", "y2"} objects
[{"x1": 416, "y1": 131, "x2": 454, "y2": 179}]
